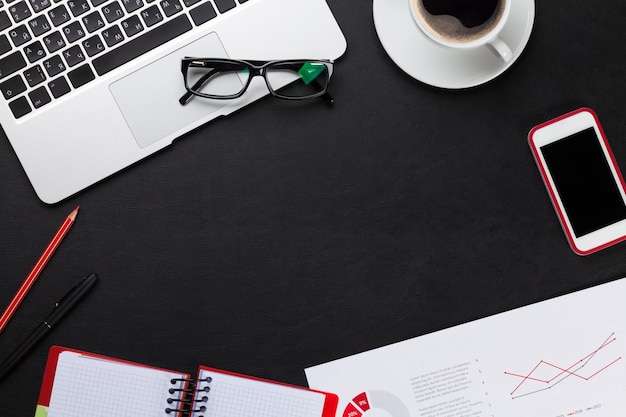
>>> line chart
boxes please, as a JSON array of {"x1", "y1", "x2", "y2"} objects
[{"x1": 504, "y1": 333, "x2": 622, "y2": 399}]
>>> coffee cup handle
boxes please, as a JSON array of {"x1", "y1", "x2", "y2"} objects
[{"x1": 488, "y1": 37, "x2": 513, "y2": 62}]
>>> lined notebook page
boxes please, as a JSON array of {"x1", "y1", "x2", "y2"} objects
[
  {"x1": 193, "y1": 368, "x2": 326, "y2": 417},
  {"x1": 47, "y1": 351, "x2": 187, "y2": 417}
]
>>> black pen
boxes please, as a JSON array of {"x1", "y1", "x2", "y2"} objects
[{"x1": 0, "y1": 273, "x2": 98, "y2": 380}]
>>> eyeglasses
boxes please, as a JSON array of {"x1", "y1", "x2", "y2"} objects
[{"x1": 179, "y1": 58, "x2": 334, "y2": 105}]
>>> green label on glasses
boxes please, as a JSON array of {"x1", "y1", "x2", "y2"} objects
[{"x1": 298, "y1": 62, "x2": 325, "y2": 85}]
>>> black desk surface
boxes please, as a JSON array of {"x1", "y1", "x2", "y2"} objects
[{"x1": 2, "y1": 1, "x2": 626, "y2": 415}]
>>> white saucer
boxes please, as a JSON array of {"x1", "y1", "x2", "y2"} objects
[{"x1": 373, "y1": 0, "x2": 535, "y2": 89}]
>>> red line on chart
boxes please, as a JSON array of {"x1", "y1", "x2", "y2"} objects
[{"x1": 504, "y1": 333, "x2": 622, "y2": 399}]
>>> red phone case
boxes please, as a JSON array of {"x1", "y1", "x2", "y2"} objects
[{"x1": 528, "y1": 108, "x2": 626, "y2": 255}]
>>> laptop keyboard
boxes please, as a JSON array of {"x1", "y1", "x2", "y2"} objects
[{"x1": 0, "y1": 0, "x2": 248, "y2": 119}]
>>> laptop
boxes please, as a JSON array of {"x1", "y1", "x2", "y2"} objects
[{"x1": 0, "y1": 0, "x2": 346, "y2": 203}]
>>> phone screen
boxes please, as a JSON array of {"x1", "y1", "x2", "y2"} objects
[{"x1": 541, "y1": 127, "x2": 626, "y2": 237}]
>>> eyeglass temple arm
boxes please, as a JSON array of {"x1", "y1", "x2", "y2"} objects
[{"x1": 179, "y1": 68, "x2": 221, "y2": 105}]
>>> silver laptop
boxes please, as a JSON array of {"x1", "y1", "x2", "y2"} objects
[{"x1": 0, "y1": 0, "x2": 346, "y2": 203}]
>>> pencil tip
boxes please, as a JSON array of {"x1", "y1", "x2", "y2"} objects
[{"x1": 68, "y1": 206, "x2": 79, "y2": 221}]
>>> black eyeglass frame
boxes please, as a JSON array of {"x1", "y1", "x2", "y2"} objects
[{"x1": 179, "y1": 58, "x2": 334, "y2": 105}]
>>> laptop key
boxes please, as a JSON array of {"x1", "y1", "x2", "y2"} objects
[
  {"x1": 28, "y1": 85, "x2": 51, "y2": 108},
  {"x1": 122, "y1": 0, "x2": 142, "y2": 13},
  {"x1": 214, "y1": 0, "x2": 235, "y2": 14},
  {"x1": 63, "y1": 44, "x2": 85, "y2": 66},
  {"x1": 24, "y1": 40, "x2": 46, "y2": 62},
  {"x1": 42, "y1": 54, "x2": 65, "y2": 76},
  {"x1": 29, "y1": 0, "x2": 52, "y2": 12},
  {"x1": 67, "y1": 63, "x2": 94, "y2": 87},
  {"x1": 0, "y1": 34, "x2": 11, "y2": 55},
  {"x1": 0, "y1": 10, "x2": 11, "y2": 31},
  {"x1": 189, "y1": 1, "x2": 216, "y2": 25},
  {"x1": 121, "y1": 14, "x2": 143, "y2": 36},
  {"x1": 82, "y1": 10, "x2": 105, "y2": 32},
  {"x1": 48, "y1": 4, "x2": 71, "y2": 26},
  {"x1": 68, "y1": 0, "x2": 90, "y2": 17},
  {"x1": 82, "y1": 34, "x2": 104, "y2": 56},
  {"x1": 102, "y1": 1, "x2": 124, "y2": 23},
  {"x1": 9, "y1": 1, "x2": 32, "y2": 23},
  {"x1": 0, "y1": 74, "x2": 27, "y2": 99},
  {"x1": 93, "y1": 13, "x2": 191, "y2": 75},
  {"x1": 160, "y1": 0, "x2": 182, "y2": 17},
  {"x1": 43, "y1": 30, "x2": 65, "y2": 52},
  {"x1": 28, "y1": 15, "x2": 53, "y2": 37},
  {"x1": 101, "y1": 24, "x2": 124, "y2": 46},
  {"x1": 9, "y1": 24, "x2": 32, "y2": 47},
  {"x1": 63, "y1": 21, "x2": 86, "y2": 43},
  {"x1": 48, "y1": 74, "x2": 70, "y2": 97},
  {"x1": 140, "y1": 5, "x2": 162, "y2": 27},
  {"x1": 9, "y1": 95, "x2": 31, "y2": 118},
  {"x1": 23, "y1": 64, "x2": 46, "y2": 86},
  {"x1": 0, "y1": 51, "x2": 27, "y2": 80}
]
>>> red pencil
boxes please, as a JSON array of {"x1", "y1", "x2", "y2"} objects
[{"x1": 0, "y1": 206, "x2": 79, "y2": 334}]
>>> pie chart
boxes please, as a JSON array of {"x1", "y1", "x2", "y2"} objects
[{"x1": 342, "y1": 390, "x2": 410, "y2": 417}]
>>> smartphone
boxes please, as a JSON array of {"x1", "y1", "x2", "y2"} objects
[{"x1": 528, "y1": 108, "x2": 626, "y2": 255}]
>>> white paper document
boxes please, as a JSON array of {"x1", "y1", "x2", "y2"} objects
[{"x1": 306, "y1": 278, "x2": 625, "y2": 417}]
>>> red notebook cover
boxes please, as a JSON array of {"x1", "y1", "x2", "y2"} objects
[{"x1": 35, "y1": 346, "x2": 338, "y2": 417}]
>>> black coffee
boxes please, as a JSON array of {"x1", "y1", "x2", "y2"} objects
[
  {"x1": 422, "y1": 0, "x2": 499, "y2": 28},
  {"x1": 413, "y1": 0, "x2": 506, "y2": 44}
]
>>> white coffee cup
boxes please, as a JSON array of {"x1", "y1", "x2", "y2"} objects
[{"x1": 409, "y1": 0, "x2": 513, "y2": 62}]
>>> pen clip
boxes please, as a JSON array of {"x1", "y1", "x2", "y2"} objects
[
  {"x1": 54, "y1": 281, "x2": 81, "y2": 308},
  {"x1": 45, "y1": 274, "x2": 98, "y2": 325}
]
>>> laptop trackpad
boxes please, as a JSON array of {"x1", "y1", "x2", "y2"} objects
[{"x1": 110, "y1": 32, "x2": 242, "y2": 149}]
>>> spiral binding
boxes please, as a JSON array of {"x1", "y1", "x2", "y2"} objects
[{"x1": 165, "y1": 376, "x2": 212, "y2": 417}]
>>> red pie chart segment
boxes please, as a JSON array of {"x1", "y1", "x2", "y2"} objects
[
  {"x1": 343, "y1": 402, "x2": 363, "y2": 417},
  {"x1": 352, "y1": 392, "x2": 371, "y2": 411},
  {"x1": 344, "y1": 391, "x2": 410, "y2": 417}
]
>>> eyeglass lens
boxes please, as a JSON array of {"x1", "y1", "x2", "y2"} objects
[
  {"x1": 186, "y1": 61, "x2": 247, "y2": 97},
  {"x1": 267, "y1": 61, "x2": 329, "y2": 98}
]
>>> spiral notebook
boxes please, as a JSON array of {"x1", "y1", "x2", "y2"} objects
[{"x1": 34, "y1": 346, "x2": 338, "y2": 417}]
